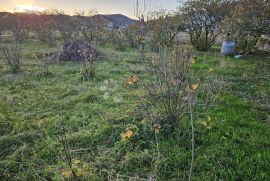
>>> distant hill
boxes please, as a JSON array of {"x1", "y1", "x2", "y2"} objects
[
  {"x1": 94, "y1": 14, "x2": 136, "y2": 29},
  {"x1": 0, "y1": 12, "x2": 136, "y2": 29},
  {"x1": 0, "y1": 12, "x2": 12, "y2": 18}
]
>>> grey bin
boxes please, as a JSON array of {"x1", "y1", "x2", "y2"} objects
[{"x1": 221, "y1": 41, "x2": 235, "y2": 55}]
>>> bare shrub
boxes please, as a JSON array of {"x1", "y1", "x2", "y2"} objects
[
  {"x1": 34, "y1": 14, "x2": 56, "y2": 47},
  {"x1": 146, "y1": 45, "x2": 191, "y2": 129},
  {"x1": 74, "y1": 10, "x2": 107, "y2": 44},
  {"x1": 49, "y1": 9, "x2": 77, "y2": 41},
  {"x1": 144, "y1": 47, "x2": 225, "y2": 179},
  {"x1": 0, "y1": 41, "x2": 22, "y2": 73},
  {"x1": 9, "y1": 13, "x2": 32, "y2": 43},
  {"x1": 147, "y1": 10, "x2": 179, "y2": 51}
]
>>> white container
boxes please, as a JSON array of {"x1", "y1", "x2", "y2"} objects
[{"x1": 221, "y1": 41, "x2": 235, "y2": 55}]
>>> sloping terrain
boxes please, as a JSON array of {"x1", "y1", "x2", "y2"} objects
[{"x1": 94, "y1": 14, "x2": 136, "y2": 28}]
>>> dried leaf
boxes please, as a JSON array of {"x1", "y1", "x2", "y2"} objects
[
  {"x1": 62, "y1": 169, "x2": 73, "y2": 179},
  {"x1": 72, "y1": 159, "x2": 81, "y2": 164},
  {"x1": 126, "y1": 74, "x2": 138, "y2": 85},
  {"x1": 121, "y1": 130, "x2": 134, "y2": 140},
  {"x1": 76, "y1": 168, "x2": 83, "y2": 177},
  {"x1": 191, "y1": 83, "x2": 199, "y2": 91}
]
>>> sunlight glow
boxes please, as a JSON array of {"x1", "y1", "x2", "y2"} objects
[{"x1": 9, "y1": 5, "x2": 47, "y2": 13}]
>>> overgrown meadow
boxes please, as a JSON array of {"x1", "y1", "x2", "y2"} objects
[
  {"x1": 0, "y1": 38, "x2": 270, "y2": 180},
  {"x1": 0, "y1": 0, "x2": 270, "y2": 180}
]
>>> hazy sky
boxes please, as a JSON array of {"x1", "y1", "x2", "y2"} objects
[{"x1": 0, "y1": 0, "x2": 179, "y2": 18}]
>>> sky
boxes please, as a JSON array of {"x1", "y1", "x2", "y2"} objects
[{"x1": 0, "y1": 0, "x2": 179, "y2": 18}]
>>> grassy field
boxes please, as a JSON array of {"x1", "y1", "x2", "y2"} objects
[{"x1": 0, "y1": 40, "x2": 270, "y2": 180}]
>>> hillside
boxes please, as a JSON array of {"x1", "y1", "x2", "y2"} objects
[
  {"x1": 0, "y1": 12, "x2": 136, "y2": 29},
  {"x1": 94, "y1": 14, "x2": 136, "y2": 28}
]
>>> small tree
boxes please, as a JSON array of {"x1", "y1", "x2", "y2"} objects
[{"x1": 179, "y1": 0, "x2": 228, "y2": 51}]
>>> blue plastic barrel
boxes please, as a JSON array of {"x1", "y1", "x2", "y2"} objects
[{"x1": 221, "y1": 41, "x2": 235, "y2": 55}]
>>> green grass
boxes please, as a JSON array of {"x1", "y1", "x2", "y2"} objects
[{"x1": 0, "y1": 40, "x2": 270, "y2": 180}]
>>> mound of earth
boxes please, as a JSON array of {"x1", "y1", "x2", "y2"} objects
[{"x1": 59, "y1": 40, "x2": 97, "y2": 62}]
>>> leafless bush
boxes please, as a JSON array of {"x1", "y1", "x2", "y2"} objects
[
  {"x1": 36, "y1": 28, "x2": 56, "y2": 47},
  {"x1": 74, "y1": 10, "x2": 107, "y2": 44},
  {"x1": 147, "y1": 10, "x2": 179, "y2": 51},
  {"x1": 48, "y1": 9, "x2": 77, "y2": 41},
  {"x1": 9, "y1": 14, "x2": 32, "y2": 43},
  {"x1": 0, "y1": 41, "x2": 22, "y2": 73},
  {"x1": 146, "y1": 45, "x2": 191, "y2": 128},
  {"x1": 34, "y1": 15, "x2": 56, "y2": 47}
]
